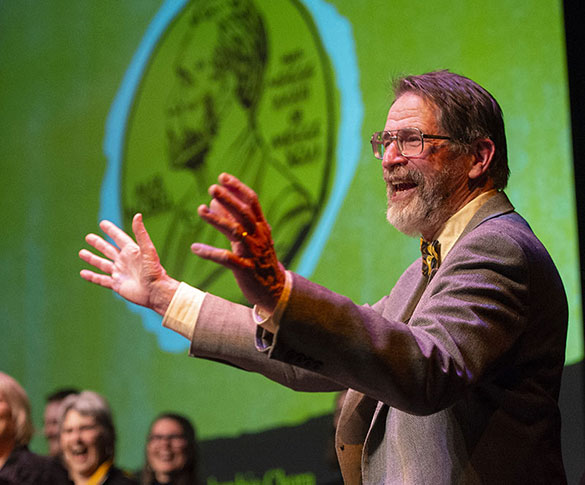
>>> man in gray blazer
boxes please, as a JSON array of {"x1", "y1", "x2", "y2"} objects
[{"x1": 80, "y1": 71, "x2": 568, "y2": 483}]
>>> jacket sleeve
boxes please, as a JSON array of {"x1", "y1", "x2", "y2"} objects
[
  {"x1": 189, "y1": 291, "x2": 345, "y2": 392},
  {"x1": 267, "y1": 221, "x2": 567, "y2": 415}
]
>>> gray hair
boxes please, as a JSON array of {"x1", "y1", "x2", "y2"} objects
[
  {"x1": 58, "y1": 390, "x2": 116, "y2": 460},
  {"x1": 393, "y1": 70, "x2": 509, "y2": 189}
]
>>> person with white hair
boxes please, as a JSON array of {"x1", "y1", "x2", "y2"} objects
[{"x1": 58, "y1": 390, "x2": 137, "y2": 485}]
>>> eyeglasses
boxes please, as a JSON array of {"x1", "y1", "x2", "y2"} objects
[
  {"x1": 147, "y1": 433, "x2": 187, "y2": 445},
  {"x1": 370, "y1": 127, "x2": 452, "y2": 159}
]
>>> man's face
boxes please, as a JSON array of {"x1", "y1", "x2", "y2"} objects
[
  {"x1": 382, "y1": 93, "x2": 469, "y2": 239},
  {"x1": 60, "y1": 410, "x2": 106, "y2": 480},
  {"x1": 44, "y1": 400, "x2": 62, "y2": 456}
]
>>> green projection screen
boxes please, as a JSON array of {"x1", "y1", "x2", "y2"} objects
[{"x1": 1, "y1": 0, "x2": 582, "y2": 481}]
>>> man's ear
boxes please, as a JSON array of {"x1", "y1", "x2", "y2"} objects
[{"x1": 468, "y1": 138, "x2": 495, "y2": 180}]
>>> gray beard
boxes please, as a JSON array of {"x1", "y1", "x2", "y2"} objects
[{"x1": 385, "y1": 164, "x2": 459, "y2": 238}]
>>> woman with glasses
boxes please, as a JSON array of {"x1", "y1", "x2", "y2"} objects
[{"x1": 141, "y1": 413, "x2": 199, "y2": 485}]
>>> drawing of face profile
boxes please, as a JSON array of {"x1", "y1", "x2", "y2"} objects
[
  {"x1": 104, "y1": 0, "x2": 363, "y2": 351},
  {"x1": 121, "y1": 0, "x2": 336, "y2": 302},
  {"x1": 166, "y1": 0, "x2": 267, "y2": 175},
  {"x1": 165, "y1": 24, "x2": 221, "y2": 173}
]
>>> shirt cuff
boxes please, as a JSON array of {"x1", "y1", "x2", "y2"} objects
[
  {"x1": 252, "y1": 270, "x2": 293, "y2": 334},
  {"x1": 162, "y1": 282, "x2": 206, "y2": 340}
]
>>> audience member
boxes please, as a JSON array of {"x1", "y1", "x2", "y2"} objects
[
  {"x1": 141, "y1": 413, "x2": 199, "y2": 485},
  {"x1": 44, "y1": 387, "x2": 79, "y2": 456},
  {"x1": 59, "y1": 390, "x2": 137, "y2": 484},
  {"x1": 0, "y1": 372, "x2": 64, "y2": 484}
]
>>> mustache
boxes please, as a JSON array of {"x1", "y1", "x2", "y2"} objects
[{"x1": 384, "y1": 166, "x2": 425, "y2": 186}]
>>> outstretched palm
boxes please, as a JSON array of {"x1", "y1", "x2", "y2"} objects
[{"x1": 79, "y1": 214, "x2": 176, "y2": 313}]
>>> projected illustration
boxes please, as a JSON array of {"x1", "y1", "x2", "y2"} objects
[
  {"x1": 102, "y1": 0, "x2": 362, "y2": 351},
  {"x1": 121, "y1": 0, "x2": 335, "y2": 301}
]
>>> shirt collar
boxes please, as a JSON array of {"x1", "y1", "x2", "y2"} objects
[
  {"x1": 434, "y1": 189, "x2": 498, "y2": 259},
  {"x1": 87, "y1": 459, "x2": 114, "y2": 485}
]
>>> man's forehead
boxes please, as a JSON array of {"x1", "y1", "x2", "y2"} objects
[
  {"x1": 385, "y1": 93, "x2": 439, "y2": 131},
  {"x1": 45, "y1": 400, "x2": 61, "y2": 416}
]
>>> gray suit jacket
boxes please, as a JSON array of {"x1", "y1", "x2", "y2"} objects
[{"x1": 190, "y1": 193, "x2": 568, "y2": 484}]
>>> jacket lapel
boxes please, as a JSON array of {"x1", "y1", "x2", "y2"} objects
[
  {"x1": 336, "y1": 389, "x2": 378, "y2": 484},
  {"x1": 335, "y1": 266, "x2": 431, "y2": 483}
]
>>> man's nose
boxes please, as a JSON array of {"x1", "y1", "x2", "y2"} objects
[{"x1": 382, "y1": 140, "x2": 406, "y2": 170}]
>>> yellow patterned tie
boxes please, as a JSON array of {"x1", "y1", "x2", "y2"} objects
[{"x1": 420, "y1": 238, "x2": 441, "y2": 278}]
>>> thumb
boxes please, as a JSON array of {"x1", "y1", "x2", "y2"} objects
[{"x1": 132, "y1": 213, "x2": 160, "y2": 263}]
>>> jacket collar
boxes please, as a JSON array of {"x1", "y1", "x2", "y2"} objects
[{"x1": 457, "y1": 191, "x2": 515, "y2": 242}]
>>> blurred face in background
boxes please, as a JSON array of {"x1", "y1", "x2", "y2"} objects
[
  {"x1": 0, "y1": 393, "x2": 15, "y2": 446},
  {"x1": 44, "y1": 400, "x2": 62, "y2": 456},
  {"x1": 146, "y1": 417, "x2": 188, "y2": 483},
  {"x1": 60, "y1": 410, "x2": 107, "y2": 481}
]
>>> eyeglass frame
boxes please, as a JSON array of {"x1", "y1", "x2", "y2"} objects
[
  {"x1": 147, "y1": 433, "x2": 188, "y2": 445},
  {"x1": 370, "y1": 127, "x2": 452, "y2": 159}
]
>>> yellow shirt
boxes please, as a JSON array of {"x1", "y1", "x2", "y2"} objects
[
  {"x1": 87, "y1": 459, "x2": 113, "y2": 485},
  {"x1": 434, "y1": 189, "x2": 497, "y2": 260}
]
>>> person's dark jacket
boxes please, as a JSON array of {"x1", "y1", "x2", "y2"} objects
[{"x1": 0, "y1": 446, "x2": 68, "y2": 484}]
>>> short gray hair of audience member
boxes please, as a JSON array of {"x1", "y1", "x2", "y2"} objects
[
  {"x1": 0, "y1": 372, "x2": 34, "y2": 447},
  {"x1": 58, "y1": 391, "x2": 116, "y2": 460},
  {"x1": 393, "y1": 70, "x2": 510, "y2": 190}
]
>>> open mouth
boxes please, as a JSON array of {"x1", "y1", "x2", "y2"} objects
[
  {"x1": 389, "y1": 180, "x2": 418, "y2": 199},
  {"x1": 68, "y1": 446, "x2": 90, "y2": 462},
  {"x1": 156, "y1": 452, "x2": 174, "y2": 462},
  {"x1": 393, "y1": 182, "x2": 417, "y2": 192}
]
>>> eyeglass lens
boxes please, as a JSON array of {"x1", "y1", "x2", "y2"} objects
[{"x1": 371, "y1": 128, "x2": 423, "y2": 159}]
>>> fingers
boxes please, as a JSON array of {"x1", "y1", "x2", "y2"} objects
[
  {"x1": 99, "y1": 219, "x2": 135, "y2": 249},
  {"x1": 209, "y1": 198, "x2": 233, "y2": 220},
  {"x1": 84, "y1": 233, "x2": 119, "y2": 261},
  {"x1": 79, "y1": 248, "x2": 115, "y2": 275},
  {"x1": 191, "y1": 243, "x2": 253, "y2": 271},
  {"x1": 79, "y1": 268, "x2": 114, "y2": 290},
  {"x1": 198, "y1": 173, "x2": 268, "y2": 243},
  {"x1": 208, "y1": 184, "x2": 257, "y2": 234},
  {"x1": 81, "y1": 218, "x2": 138, "y2": 283},
  {"x1": 217, "y1": 172, "x2": 266, "y2": 223},
  {"x1": 198, "y1": 203, "x2": 252, "y2": 245}
]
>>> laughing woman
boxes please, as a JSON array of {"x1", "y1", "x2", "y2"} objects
[
  {"x1": 141, "y1": 413, "x2": 200, "y2": 485},
  {"x1": 58, "y1": 391, "x2": 137, "y2": 485}
]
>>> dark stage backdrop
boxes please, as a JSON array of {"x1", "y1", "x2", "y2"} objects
[{"x1": 1, "y1": 0, "x2": 583, "y2": 482}]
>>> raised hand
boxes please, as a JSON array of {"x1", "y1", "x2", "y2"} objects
[
  {"x1": 192, "y1": 173, "x2": 286, "y2": 313},
  {"x1": 79, "y1": 213, "x2": 179, "y2": 316}
]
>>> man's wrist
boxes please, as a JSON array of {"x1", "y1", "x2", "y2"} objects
[
  {"x1": 253, "y1": 270, "x2": 293, "y2": 334},
  {"x1": 150, "y1": 275, "x2": 180, "y2": 316},
  {"x1": 258, "y1": 262, "x2": 287, "y2": 314}
]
